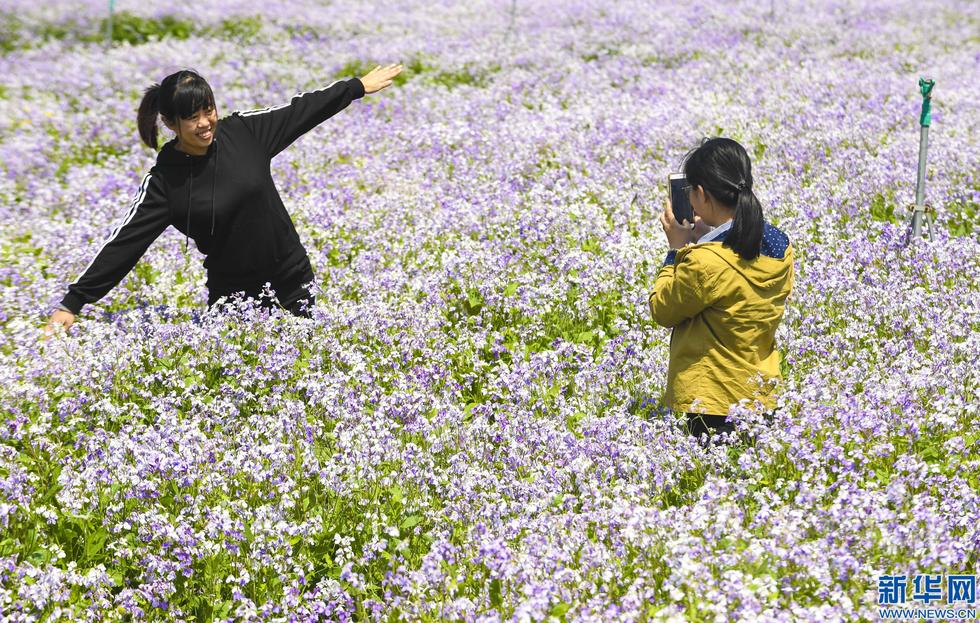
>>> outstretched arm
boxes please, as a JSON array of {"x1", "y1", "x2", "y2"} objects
[
  {"x1": 236, "y1": 63, "x2": 403, "y2": 158},
  {"x1": 44, "y1": 171, "x2": 170, "y2": 338}
]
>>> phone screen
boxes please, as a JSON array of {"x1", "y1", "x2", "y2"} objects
[{"x1": 669, "y1": 176, "x2": 693, "y2": 225}]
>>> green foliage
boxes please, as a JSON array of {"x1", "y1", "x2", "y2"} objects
[
  {"x1": 37, "y1": 22, "x2": 74, "y2": 41},
  {"x1": 427, "y1": 65, "x2": 496, "y2": 89},
  {"x1": 337, "y1": 59, "x2": 375, "y2": 82},
  {"x1": 0, "y1": 231, "x2": 48, "y2": 287},
  {"x1": 581, "y1": 45, "x2": 621, "y2": 63},
  {"x1": 869, "y1": 191, "x2": 899, "y2": 224},
  {"x1": 0, "y1": 16, "x2": 22, "y2": 53},
  {"x1": 209, "y1": 15, "x2": 263, "y2": 41},
  {"x1": 132, "y1": 260, "x2": 157, "y2": 286},
  {"x1": 944, "y1": 179, "x2": 979, "y2": 237},
  {"x1": 0, "y1": 13, "x2": 261, "y2": 50},
  {"x1": 53, "y1": 139, "x2": 130, "y2": 179},
  {"x1": 639, "y1": 50, "x2": 702, "y2": 68},
  {"x1": 0, "y1": 321, "x2": 440, "y2": 618},
  {"x1": 94, "y1": 12, "x2": 195, "y2": 45},
  {"x1": 336, "y1": 55, "x2": 498, "y2": 90},
  {"x1": 0, "y1": 15, "x2": 89, "y2": 51}
]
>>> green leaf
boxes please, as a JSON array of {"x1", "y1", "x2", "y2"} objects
[
  {"x1": 0, "y1": 538, "x2": 18, "y2": 556},
  {"x1": 28, "y1": 548, "x2": 51, "y2": 564},
  {"x1": 550, "y1": 602, "x2": 572, "y2": 618},
  {"x1": 489, "y1": 578, "x2": 503, "y2": 608},
  {"x1": 400, "y1": 515, "x2": 422, "y2": 530},
  {"x1": 217, "y1": 600, "x2": 234, "y2": 617},
  {"x1": 869, "y1": 192, "x2": 898, "y2": 224},
  {"x1": 465, "y1": 288, "x2": 484, "y2": 314},
  {"x1": 39, "y1": 480, "x2": 62, "y2": 505},
  {"x1": 85, "y1": 528, "x2": 109, "y2": 560},
  {"x1": 779, "y1": 347, "x2": 791, "y2": 378},
  {"x1": 504, "y1": 282, "x2": 519, "y2": 297},
  {"x1": 546, "y1": 382, "x2": 562, "y2": 400}
]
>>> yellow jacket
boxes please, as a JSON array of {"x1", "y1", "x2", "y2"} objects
[{"x1": 649, "y1": 231, "x2": 794, "y2": 415}]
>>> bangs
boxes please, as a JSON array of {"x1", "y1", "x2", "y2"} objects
[{"x1": 172, "y1": 76, "x2": 215, "y2": 119}]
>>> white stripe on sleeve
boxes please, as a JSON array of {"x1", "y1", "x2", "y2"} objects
[
  {"x1": 235, "y1": 80, "x2": 343, "y2": 117},
  {"x1": 69, "y1": 172, "x2": 154, "y2": 286}
]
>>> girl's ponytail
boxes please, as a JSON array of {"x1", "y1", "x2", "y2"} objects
[
  {"x1": 728, "y1": 182, "x2": 764, "y2": 261},
  {"x1": 137, "y1": 83, "x2": 161, "y2": 150}
]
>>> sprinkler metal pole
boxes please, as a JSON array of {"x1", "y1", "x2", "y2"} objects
[
  {"x1": 105, "y1": 0, "x2": 116, "y2": 46},
  {"x1": 912, "y1": 77, "x2": 934, "y2": 239}
]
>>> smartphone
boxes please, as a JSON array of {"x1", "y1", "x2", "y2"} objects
[{"x1": 669, "y1": 173, "x2": 694, "y2": 225}]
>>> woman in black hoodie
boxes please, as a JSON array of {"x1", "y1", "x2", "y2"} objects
[{"x1": 46, "y1": 64, "x2": 401, "y2": 334}]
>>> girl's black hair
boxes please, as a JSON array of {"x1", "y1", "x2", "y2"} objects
[
  {"x1": 137, "y1": 69, "x2": 216, "y2": 149},
  {"x1": 683, "y1": 137, "x2": 764, "y2": 260}
]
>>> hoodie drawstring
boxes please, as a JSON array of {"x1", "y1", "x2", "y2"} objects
[
  {"x1": 211, "y1": 140, "x2": 218, "y2": 236},
  {"x1": 183, "y1": 138, "x2": 218, "y2": 252},
  {"x1": 185, "y1": 165, "x2": 192, "y2": 252}
]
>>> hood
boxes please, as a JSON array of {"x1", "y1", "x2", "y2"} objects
[
  {"x1": 157, "y1": 133, "x2": 217, "y2": 166},
  {"x1": 696, "y1": 223, "x2": 793, "y2": 291}
]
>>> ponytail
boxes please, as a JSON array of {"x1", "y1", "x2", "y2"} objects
[
  {"x1": 137, "y1": 84, "x2": 161, "y2": 150},
  {"x1": 728, "y1": 184, "x2": 764, "y2": 260},
  {"x1": 683, "y1": 137, "x2": 765, "y2": 261}
]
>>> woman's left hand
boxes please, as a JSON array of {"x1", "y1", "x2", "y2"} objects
[
  {"x1": 360, "y1": 64, "x2": 403, "y2": 94},
  {"x1": 660, "y1": 203, "x2": 697, "y2": 250},
  {"x1": 691, "y1": 215, "x2": 713, "y2": 241}
]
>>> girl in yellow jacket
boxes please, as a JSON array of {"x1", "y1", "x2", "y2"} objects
[{"x1": 649, "y1": 138, "x2": 794, "y2": 441}]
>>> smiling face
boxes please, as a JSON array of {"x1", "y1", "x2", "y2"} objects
[{"x1": 164, "y1": 105, "x2": 217, "y2": 156}]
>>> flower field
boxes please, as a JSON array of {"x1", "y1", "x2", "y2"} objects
[{"x1": 1, "y1": 0, "x2": 979, "y2": 621}]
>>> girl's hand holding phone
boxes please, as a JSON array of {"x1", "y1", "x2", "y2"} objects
[{"x1": 660, "y1": 202, "x2": 698, "y2": 250}]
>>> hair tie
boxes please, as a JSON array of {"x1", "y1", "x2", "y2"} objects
[{"x1": 736, "y1": 180, "x2": 747, "y2": 191}]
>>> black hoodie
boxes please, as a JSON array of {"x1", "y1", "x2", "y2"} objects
[{"x1": 60, "y1": 77, "x2": 366, "y2": 315}]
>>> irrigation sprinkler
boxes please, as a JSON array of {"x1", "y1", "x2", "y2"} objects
[
  {"x1": 105, "y1": 0, "x2": 116, "y2": 46},
  {"x1": 909, "y1": 77, "x2": 935, "y2": 242}
]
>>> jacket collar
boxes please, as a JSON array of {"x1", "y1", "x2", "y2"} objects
[
  {"x1": 157, "y1": 133, "x2": 218, "y2": 166},
  {"x1": 697, "y1": 219, "x2": 733, "y2": 244}
]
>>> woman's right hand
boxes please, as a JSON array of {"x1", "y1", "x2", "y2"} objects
[
  {"x1": 43, "y1": 310, "x2": 76, "y2": 340},
  {"x1": 660, "y1": 203, "x2": 697, "y2": 250}
]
